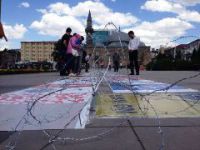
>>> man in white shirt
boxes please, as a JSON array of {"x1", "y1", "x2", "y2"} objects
[{"x1": 128, "y1": 31, "x2": 140, "y2": 75}]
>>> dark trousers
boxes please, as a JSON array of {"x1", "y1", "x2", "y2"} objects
[
  {"x1": 129, "y1": 50, "x2": 139, "y2": 74},
  {"x1": 73, "y1": 56, "x2": 81, "y2": 74},
  {"x1": 114, "y1": 61, "x2": 119, "y2": 72},
  {"x1": 59, "y1": 54, "x2": 67, "y2": 76},
  {"x1": 85, "y1": 61, "x2": 89, "y2": 72},
  {"x1": 60, "y1": 54, "x2": 74, "y2": 75}
]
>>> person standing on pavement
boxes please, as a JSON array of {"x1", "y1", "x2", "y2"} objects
[
  {"x1": 67, "y1": 33, "x2": 83, "y2": 76},
  {"x1": 128, "y1": 31, "x2": 140, "y2": 75},
  {"x1": 74, "y1": 36, "x2": 84, "y2": 75},
  {"x1": 60, "y1": 27, "x2": 72, "y2": 76}
]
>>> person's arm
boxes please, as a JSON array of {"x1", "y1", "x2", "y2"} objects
[
  {"x1": 136, "y1": 37, "x2": 140, "y2": 49},
  {"x1": 61, "y1": 35, "x2": 68, "y2": 47},
  {"x1": 63, "y1": 39, "x2": 67, "y2": 46},
  {"x1": 128, "y1": 40, "x2": 131, "y2": 50},
  {"x1": 71, "y1": 37, "x2": 81, "y2": 49}
]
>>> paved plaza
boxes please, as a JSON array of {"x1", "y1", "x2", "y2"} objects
[{"x1": 0, "y1": 70, "x2": 200, "y2": 150}]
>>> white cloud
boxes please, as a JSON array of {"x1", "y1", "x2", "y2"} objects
[
  {"x1": 30, "y1": 1, "x2": 138, "y2": 37},
  {"x1": 4, "y1": 24, "x2": 27, "y2": 40},
  {"x1": 124, "y1": 17, "x2": 193, "y2": 48},
  {"x1": 29, "y1": 0, "x2": 196, "y2": 49},
  {"x1": 169, "y1": 0, "x2": 200, "y2": 6},
  {"x1": 0, "y1": 41, "x2": 10, "y2": 51},
  {"x1": 141, "y1": 0, "x2": 200, "y2": 22},
  {"x1": 36, "y1": 9, "x2": 47, "y2": 14},
  {"x1": 178, "y1": 10, "x2": 200, "y2": 22},
  {"x1": 48, "y1": 2, "x2": 72, "y2": 15},
  {"x1": 111, "y1": 0, "x2": 116, "y2": 2},
  {"x1": 141, "y1": 0, "x2": 184, "y2": 13},
  {"x1": 0, "y1": 24, "x2": 27, "y2": 50},
  {"x1": 71, "y1": 1, "x2": 138, "y2": 27},
  {"x1": 31, "y1": 13, "x2": 85, "y2": 36},
  {"x1": 19, "y1": 2, "x2": 30, "y2": 8}
]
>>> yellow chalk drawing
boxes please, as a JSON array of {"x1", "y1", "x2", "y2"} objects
[{"x1": 96, "y1": 94, "x2": 200, "y2": 118}]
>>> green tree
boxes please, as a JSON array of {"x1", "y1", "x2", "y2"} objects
[
  {"x1": 191, "y1": 48, "x2": 197, "y2": 63},
  {"x1": 52, "y1": 39, "x2": 65, "y2": 62},
  {"x1": 192, "y1": 46, "x2": 200, "y2": 64},
  {"x1": 197, "y1": 45, "x2": 200, "y2": 63},
  {"x1": 175, "y1": 50, "x2": 181, "y2": 60}
]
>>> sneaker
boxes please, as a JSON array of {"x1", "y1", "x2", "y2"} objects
[
  {"x1": 76, "y1": 72, "x2": 81, "y2": 76},
  {"x1": 69, "y1": 73, "x2": 76, "y2": 77}
]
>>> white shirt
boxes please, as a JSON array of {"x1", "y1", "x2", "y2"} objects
[{"x1": 128, "y1": 37, "x2": 140, "y2": 51}]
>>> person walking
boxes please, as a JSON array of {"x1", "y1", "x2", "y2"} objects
[
  {"x1": 82, "y1": 50, "x2": 87, "y2": 71},
  {"x1": 128, "y1": 31, "x2": 140, "y2": 75},
  {"x1": 113, "y1": 51, "x2": 120, "y2": 72},
  {"x1": 85, "y1": 54, "x2": 91, "y2": 72}
]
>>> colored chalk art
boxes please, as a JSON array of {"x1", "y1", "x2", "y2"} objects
[{"x1": 96, "y1": 75, "x2": 200, "y2": 118}]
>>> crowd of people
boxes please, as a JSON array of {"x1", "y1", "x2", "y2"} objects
[
  {"x1": 59, "y1": 27, "x2": 91, "y2": 76},
  {"x1": 57, "y1": 27, "x2": 140, "y2": 76}
]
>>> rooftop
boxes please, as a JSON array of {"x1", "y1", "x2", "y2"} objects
[{"x1": 93, "y1": 30, "x2": 146, "y2": 48}]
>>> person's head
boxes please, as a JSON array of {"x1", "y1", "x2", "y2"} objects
[
  {"x1": 80, "y1": 36, "x2": 84, "y2": 42},
  {"x1": 128, "y1": 31, "x2": 134, "y2": 39},
  {"x1": 66, "y1": 27, "x2": 72, "y2": 34},
  {"x1": 77, "y1": 35, "x2": 84, "y2": 43}
]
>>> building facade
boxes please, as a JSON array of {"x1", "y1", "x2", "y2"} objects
[
  {"x1": 21, "y1": 41, "x2": 55, "y2": 62},
  {"x1": 0, "y1": 49, "x2": 21, "y2": 69},
  {"x1": 164, "y1": 39, "x2": 200, "y2": 60}
]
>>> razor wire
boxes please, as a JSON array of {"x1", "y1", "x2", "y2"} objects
[
  {"x1": 2, "y1": 32, "x2": 112, "y2": 150},
  {"x1": 1, "y1": 24, "x2": 200, "y2": 150},
  {"x1": 39, "y1": 22, "x2": 165, "y2": 150},
  {"x1": 4, "y1": 49, "x2": 200, "y2": 150},
  {"x1": 103, "y1": 23, "x2": 164, "y2": 150}
]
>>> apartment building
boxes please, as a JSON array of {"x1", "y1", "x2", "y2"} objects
[
  {"x1": 164, "y1": 39, "x2": 200, "y2": 60},
  {"x1": 21, "y1": 41, "x2": 55, "y2": 62}
]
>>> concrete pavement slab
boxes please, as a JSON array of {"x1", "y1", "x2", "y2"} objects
[
  {"x1": 0, "y1": 76, "x2": 97, "y2": 131},
  {"x1": 0, "y1": 71, "x2": 200, "y2": 150}
]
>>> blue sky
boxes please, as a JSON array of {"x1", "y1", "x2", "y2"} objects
[{"x1": 1, "y1": 0, "x2": 200, "y2": 49}]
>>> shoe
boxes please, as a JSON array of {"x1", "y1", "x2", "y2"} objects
[
  {"x1": 76, "y1": 72, "x2": 81, "y2": 76},
  {"x1": 129, "y1": 73, "x2": 134, "y2": 75},
  {"x1": 136, "y1": 72, "x2": 139, "y2": 75},
  {"x1": 59, "y1": 71, "x2": 65, "y2": 76},
  {"x1": 69, "y1": 73, "x2": 76, "y2": 77},
  {"x1": 60, "y1": 72, "x2": 69, "y2": 76}
]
